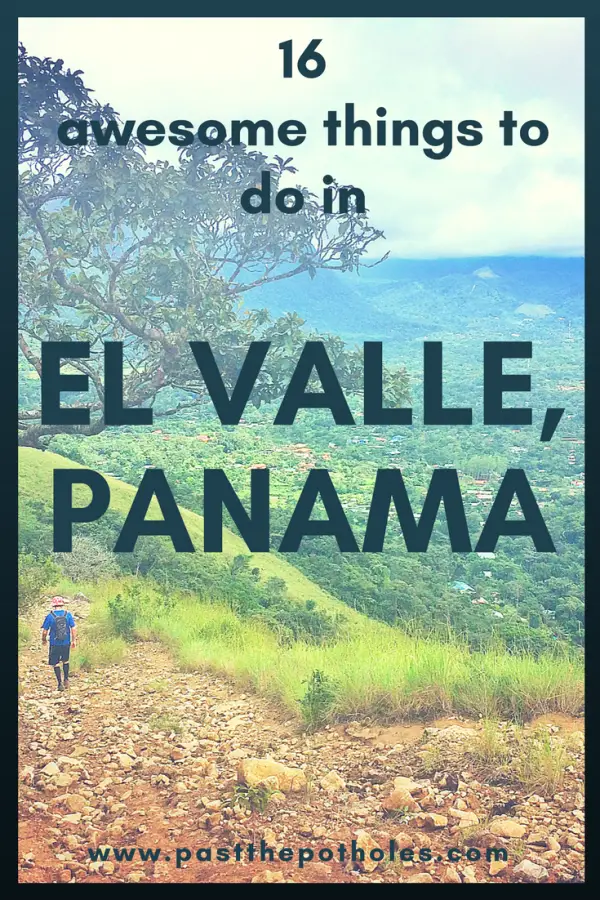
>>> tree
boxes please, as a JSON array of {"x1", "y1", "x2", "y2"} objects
[
  {"x1": 54, "y1": 535, "x2": 119, "y2": 582},
  {"x1": 18, "y1": 45, "x2": 408, "y2": 448},
  {"x1": 18, "y1": 553, "x2": 59, "y2": 613}
]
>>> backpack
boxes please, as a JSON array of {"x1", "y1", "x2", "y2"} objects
[{"x1": 51, "y1": 610, "x2": 69, "y2": 642}]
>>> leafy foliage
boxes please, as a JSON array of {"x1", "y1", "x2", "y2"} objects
[
  {"x1": 299, "y1": 669, "x2": 337, "y2": 730},
  {"x1": 107, "y1": 583, "x2": 148, "y2": 640},
  {"x1": 228, "y1": 782, "x2": 273, "y2": 815},
  {"x1": 18, "y1": 45, "x2": 407, "y2": 448},
  {"x1": 18, "y1": 553, "x2": 59, "y2": 613}
]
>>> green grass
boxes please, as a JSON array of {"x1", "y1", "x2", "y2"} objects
[
  {"x1": 466, "y1": 720, "x2": 575, "y2": 796},
  {"x1": 513, "y1": 727, "x2": 573, "y2": 795},
  {"x1": 19, "y1": 447, "x2": 365, "y2": 624},
  {"x1": 471, "y1": 719, "x2": 510, "y2": 766},
  {"x1": 75, "y1": 636, "x2": 127, "y2": 672},
  {"x1": 148, "y1": 712, "x2": 183, "y2": 734},
  {"x1": 56, "y1": 576, "x2": 583, "y2": 724}
]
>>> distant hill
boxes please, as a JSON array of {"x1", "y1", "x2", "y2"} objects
[{"x1": 244, "y1": 257, "x2": 584, "y2": 346}]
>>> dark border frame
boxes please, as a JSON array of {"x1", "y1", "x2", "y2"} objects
[{"x1": 5, "y1": 4, "x2": 596, "y2": 888}]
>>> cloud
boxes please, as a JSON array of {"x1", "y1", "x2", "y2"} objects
[{"x1": 18, "y1": 16, "x2": 583, "y2": 257}]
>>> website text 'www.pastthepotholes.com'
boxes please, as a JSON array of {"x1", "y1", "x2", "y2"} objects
[{"x1": 88, "y1": 841, "x2": 509, "y2": 870}]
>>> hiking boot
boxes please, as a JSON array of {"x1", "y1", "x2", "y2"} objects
[
  {"x1": 64, "y1": 679, "x2": 70, "y2": 690},
  {"x1": 57, "y1": 683, "x2": 65, "y2": 692}
]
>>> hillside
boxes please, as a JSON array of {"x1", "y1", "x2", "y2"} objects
[
  {"x1": 247, "y1": 257, "x2": 584, "y2": 347},
  {"x1": 18, "y1": 595, "x2": 585, "y2": 884},
  {"x1": 19, "y1": 447, "x2": 371, "y2": 628},
  {"x1": 18, "y1": 451, "x2": 585, "y2": 883},
  {"x1": 19, "y1": 447, "x2": 583, "y2": 724}
]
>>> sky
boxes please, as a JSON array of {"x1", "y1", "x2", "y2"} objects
[{"x1": 19, "y1": 17, "x2": 584, "y2": 258}]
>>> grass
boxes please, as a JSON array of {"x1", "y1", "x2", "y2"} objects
[
  {"x1": 18, "y1": 620, "x2": 32, "y2": 650},
  {"x1": 146, "y1": 678, "x2": 170, "y2": 693},
  {"x1": 75, "y1": 636, "x2": 127, "y2": 672},
  {"x1": 52, "y1": 575, "x2": 584, "y2": 724},
  {"x1": 19, "y1": 448, "x2": 365, "y2": 624},
  {"x1": 418, "y1": 744, "x2": 445, "y2": 775},
  {"x1": 471, "y1": 719, "x2": 511, "y2": 767},
  {"x1": 465, "y1": 720, "x2": 575, "y2": 796},
  {"x1": 514, "y1": 728, "x2": 573, "y2": 795},
  {"x1": 20, "y1": 447, "x2": 583, "y2": 726},
  {"x1": 148, "y1": 712, "x2": 183, "y2": 734}
]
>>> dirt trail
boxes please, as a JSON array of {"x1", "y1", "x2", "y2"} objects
[{"x1": 19, "y1": 603, "x2": 585, "y2": 884}]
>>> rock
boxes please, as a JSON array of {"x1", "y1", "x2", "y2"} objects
[
  {"x1": 64, "y1": 794, "x2": 86, "y2": 813},
  {"x1": 449, "y1": 808, "x2": 479, "y2": 827},
  {"x1": 262, "y1": 828, "x2": 278, "y2": 846},
  {"x1": 513, "y1": 859, "x2": 549, "y2": 883},
  {"x1": 490, "y1": 818, "x2": 526, "y2": 839},
  {"x1": 462, "y1": 865, "x2": 478, "y2": 883},
  {"x1": 58, "y1": 870, "x2": 72, "y2": 883},
  {"x1": 415, "y1": 813, "x2": 448, "y2": 829},
  {"x1": 41, "y1": 762, "x2": 60, "y2": 776},
  {"x1": 237, "y1": 758, "x2": 306, "y2": 793},
  {"x1": 54, "y1": 774, "x2": 73, "y2": 788},
  {"x1": 320, "y1": 771, "x2": 346, "y2": 794},
  {"x1": 346, "y1": 725, "x2": 379, "y2": 740},
  {"x1": 489, "y1": 859, "x2": 508, "y2": 876},
  {"x1": 406, "y1": 873, "x2": 434, "y2": 883},
  {"x1": 21, "y1": 766, "x2": 35, "y2": 784},
  {"x1": 62, "y1": 813, "x2": 82, "y2": 825},
  {"x1": 117, "y1": 753, "x2": 134, "y2": 770},
  {"x1": 382, "y1": 789, "x2": 420, "y2": 813},
  {"x1": 444, "y1": 867, "x2": 462, "y2": 883},
  {"x1": 354, "y1": 830, "x2": 383, "y2": 873},
  {"x1": 251, "y1": 870, "x2": 286, "y2": 883},
  {"x1": 393, "y1": 831, "x2": 414, "y2": 850},
  {"x1": 393, "y1": 776, "x2": 420, "y2": 794}
]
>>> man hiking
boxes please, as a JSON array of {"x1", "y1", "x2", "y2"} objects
[{"x1": 41, "y1": 597, "x2": 77, "y2": 692}]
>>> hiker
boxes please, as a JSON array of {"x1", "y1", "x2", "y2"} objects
[{"x1": 41, "y1": 597, "x2": 77, "y2": 692}]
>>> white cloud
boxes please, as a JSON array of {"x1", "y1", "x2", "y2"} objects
[{"x1": 18, "y1": 16, "x2": 583, "y2": 257}]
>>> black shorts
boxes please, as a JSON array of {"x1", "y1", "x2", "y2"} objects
[{"x1": 49, "y1": 644, "x2": 70, "y2": 666}]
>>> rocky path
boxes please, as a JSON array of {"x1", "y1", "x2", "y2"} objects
[{"x1": 19, "y1": 605, "x2": 585, "y2": 883}]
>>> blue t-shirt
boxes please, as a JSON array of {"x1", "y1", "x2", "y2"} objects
[{"x1": 42, "y1": 610, "x2": 75, "y2": 646}]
